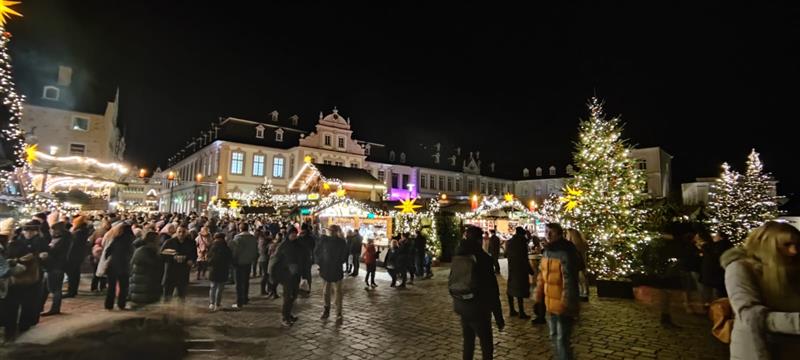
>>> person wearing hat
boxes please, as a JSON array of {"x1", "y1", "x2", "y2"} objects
[
  {"x1": 40, "y1": 217, "x2": 72, "y2": 317},
  {"x1": 268, "y1": 226, "x2": 307, "y2": 327},
  {"x1": 64, "y1": 216, "x2": 92, "y2": 298}
]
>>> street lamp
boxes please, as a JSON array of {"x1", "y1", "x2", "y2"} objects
[
  {"x1": 167, "y1": 171, "x2": 176, "y2": 212},
  {"x1": 195, "y1": 173, "x2": 203, "y2": 212},
  {"x1": 138, "y1": 168, "x2": 147, "y2": 178}
]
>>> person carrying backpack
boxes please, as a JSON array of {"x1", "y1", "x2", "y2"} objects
[{"x1": 449, "y1": 226, "x2": 504, "y2": 360}]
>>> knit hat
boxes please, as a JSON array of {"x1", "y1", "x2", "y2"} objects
[
  {"x1": 47, "y1": 211, "x2": 61, "y2": 227},
  {"x1": 22, "y1": 219, "x2": 43, "y2": 230},
  {"x1": 0, "y1": 218, "x2": 16, "y2": 236},
  {"x1": 72, "y1": 215, "x2": 87, "y2": 229}
]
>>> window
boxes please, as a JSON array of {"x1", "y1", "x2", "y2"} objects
[
  {"x1": 535, "y1": 189, "x2": 542, "y2": 196},
  {"x1": 392, "y1": 173, "x2": 399, "y2": 189},
  {"x1": 480, "y1": 181, "x2": 486, "y2": 194},
  {"x1": 399, "y1": 153, "x2": 406, "y2": 163},
  {"x1": 468, "y1": 179, "x2": 475, "y2": 191},
  {"x1": 447, "y1": 177, "x2": 453, "y2": 191},
  {"x1": 402, "y1": 175, "x2": 409, "y2": 189},
  {"x1": 272, "y1": 156, "x2": 285, "y2": 178},
  {"x1": 69, "y1": 143, "x2": 86, "y2": 156},
  {"x1": 365, "y1": 144, "x2": 371, "y2": 155},
  {"x1": 324, "y1": 160, "x2": 332, "y2": 165},
  {"x1": 523, "y1": 168, "x2": 530, "y2": 177},
  {"x1": 389, "y1": 151, "x2": 395, "y2": 162},
  {"x1": 350, "y1": 163, "x2": 359, "y2": 168},
  {"x1": 255, "y1": 126, "x2": 264, "y2": 139},
  {"x1": 429, "y1": 175, "x2": 436, "y2": 189},
  {"x1": 377, "y1": 170, "x2": 386, "y2": 182},
  {"x1": 638, "y1": 160, "x2": 647, "y2": 170},
  {"x1": 420, "y1": 174, "x2": 427, "y2": 189},
  {"x1": 230, "y1": 152, "x2": 244, "y2": 175},
  {"x1": 324, "y1": 135, "x2": 332, "y2": 146},
  {"x1": 536, "y1": 167, "x2": 542, "y2": 177},
  {"x1": 72, "y1": 116, "x2": 89, "y2": 131},
  {"x1": 252, "y1": 154, "x2": 265, "y2": 176},
  {"x1": 455, "y1": 178, "x2": 461, "y2": 192},
  {"x1": 43, "y1": 86, "x2": 60, "y2": 101},
  {"x1": 335, "y1": 161, "x2": 344, "y2": 167},
  {"x1": 275, "y1": 129, "x2": 284, "y2": 142},
  {"x1": 338, "y1": 137, "x2": 345, "y2": 149},
  {"x1": 438, "y1": 176, "x2": 444, "y2": 191},
  {"x1": 549, "y1": 166, "x2": 556, "y2": 176}
]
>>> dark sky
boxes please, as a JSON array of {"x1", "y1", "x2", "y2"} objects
[{"x1": 7, "y1": 1, "x2": 800, "y2": 212}]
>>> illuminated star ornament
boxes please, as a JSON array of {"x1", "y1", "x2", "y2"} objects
[
  {"x1": 503, "y1": 193, "x2": 514, "y2": 202},
  {"x1": 24, "y1": 143, "x2": 37, "y2": 164},
  {"x1": 0, "y1": 0, "x2": 22, "y2": 26},
  {"x1": 335, "y1": 188, "x2": 346, "y2": 197},
  {"x1": 228, "y1": 199, "x2": 240, "y2": 209},
  {"x1": 304, "y1": 155, "x2": 312, "y2": 164},
  {"x1": 559, "y1": 185, "x2": 583, "y2": 212},
  {"x1": 395, "y1": 197, "x2": 422, "y2": 214}
]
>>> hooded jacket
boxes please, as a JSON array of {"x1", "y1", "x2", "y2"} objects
[{"x1": 534, "y1": 238, "x2": 580, "y2": 317}]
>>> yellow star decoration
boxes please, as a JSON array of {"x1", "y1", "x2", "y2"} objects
[
  {"x1": 304, "y1": 155, "x2": 312, "y2": 163},
  {"x1": 322, "y1": 182, "x2": 331, "y2": 190},
  {"x1": 395, "y1": 198, "x2": 423, "y2": 214},
  {"x1": 559, "y1": 186, "x2": 583, "y2": 212},
  {"x1": 228, "y1": 200, "x2": 240, "y2": 209},
  {"x1": 0, "y1": 0, "x2": 22, "y2": 26},
  {"x1": 336, "y1": 188, "x2": 346, "y2": 197},
  {"x1": 503, "y1": 193, "x2": 514, "y2": 202},
  {"x1": 24, "y1": 143, "x2": 37, "y2": 164}
]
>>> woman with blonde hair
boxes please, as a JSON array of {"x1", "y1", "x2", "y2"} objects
[
  {"x1": 721, "y1": 221, "x2": 800, "y2": 360},
  {"x1": 565, "y1": 228, "x2": 590, "y2": 301}
]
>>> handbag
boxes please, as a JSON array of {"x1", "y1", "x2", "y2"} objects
[
  {"x1": 709, "y1": 298, "x2": 734, "y2": 344},
  {"x1": 12, "y1": 253, "x2": 40, "y2": 286}
]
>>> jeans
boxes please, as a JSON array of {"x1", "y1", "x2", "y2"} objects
[
  {"x1": 460, "y1": 315, "x2": 493, "y2": 360},
  {"x1": 415, "y1": 253, "x2": 425, "y2": 277},
  {"x1": 281, "y1": 275, "x2": 300, "y2": 321},
  {"x1": 235, "y1": 264, "x2": 251, "y2": 306},
  {"x1": 259, "y1": 262, "x2": 269, "y2": 294},
  {"x1": 105, "y1": 272, "x2": 130, "y2": 310},
  {"x1": 365, "y1": 263, "x2": 376, "y2": 285},
  {"x1": 388, "y1": 268, "x2": 397, "y2": 286},
  {"x1": 547, "y1": 314, "x2": 575, "y2": 360},
  {"x1": 350, "y1": 253, "x2": 360, "y2": 276},
  {"x1": 322, "y1": 280, "x2": 343, "y2": 316},
  {"x1": 41, "y1": 270, "x2": 65, "y2": 313},
  {"x1": 209, "y1": 281, "x2": 225, "y2": 306},
  {"x1": 65, "y1": 264, "x2": 81, "y2": 296}
]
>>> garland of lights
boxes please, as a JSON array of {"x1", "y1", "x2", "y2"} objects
[
  {"x1": 311, "y1": 192, "x2": 385, "y2": 216},
  {"x1": 460, "y1": 195, "x2": 533, "y2": 219},
  {"x1": 390, "y1": 198, "x2": 441, "y2": 256},
  {"x1": 0, "y1": 7, "x2": 29, "y2": 189}
]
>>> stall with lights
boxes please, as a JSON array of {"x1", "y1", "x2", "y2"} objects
[
  {"x1": 458, "y1": 193, "x2": 539, "y2": 238},
  {"x1": 287, "y1": 157, "x2": 387, "y2": 202},
  {"x1": 312, "y1": 193, "x2": 391, "y2": 248},
  {"x1": 390, "y1": 197, "x2": 441, "y2": 257}
]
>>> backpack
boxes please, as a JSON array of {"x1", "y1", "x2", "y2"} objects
[
  {"x1": 449, "y1": 255, "x2": 479, "y2": 316},
  {"x1": 709, "y1": 298, "x2": 734, "y2": 344}
]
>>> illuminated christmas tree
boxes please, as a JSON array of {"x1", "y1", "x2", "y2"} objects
[
  {"x1": 741, "y1": 149, "x2": 782, "y2": 230},
  {"x1": 254, "y1": 177, "x2": 273, "y2": 205},
  {"x1": 0, "y1": 1, "x2": 26, "y2": 183},
  {"x1": 563, "y1": 98, "x2": 650, "y2": 280}
]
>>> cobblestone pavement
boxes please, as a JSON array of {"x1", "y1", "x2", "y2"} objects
[{"x1": 11, "y1": 261, "x2": 729, "y2": 359}]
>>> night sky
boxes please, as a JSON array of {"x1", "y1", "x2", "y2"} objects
[{"x1": 7, "y1": 1, "x2": 800, "y2": 212}]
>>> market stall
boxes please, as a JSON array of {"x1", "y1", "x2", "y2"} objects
[
  {"x1": 312, "y1": 194, "x2": 391, "y2": 247},
  {"x1": 459, "y1": 194, "x2": 539, "y2": 239}
]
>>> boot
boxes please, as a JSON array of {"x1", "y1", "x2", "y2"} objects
[{"x1": 320, "y1": 306, "x2": 330, "y2": 320}]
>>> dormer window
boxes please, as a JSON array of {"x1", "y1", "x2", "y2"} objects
[
  {"x1": 338, "y1": 136, "x2": 345, "y2": 149},
  {"x1": 275, "y1": 128, "x2": 284, "y2": 142},
  {"x1": 400, "y1": 152, "x2": 406, "y2": 163},
  {"x1": 255, "y1": 125, "x2": 265, "y2": 139},
  {"x1": 324, "y1": 134, "x2": 332, "y2": 147},
  {"x1": 566, "y1": 164, "x2": 574, "y2": 175},
  {"x1": 536, "y1": 167, "x2": 542, "y2": 177},
  {"x1": 365, "y1": 144, "x2": 371, "y2": 156},
  {"x1": 523, "y1": 168, "x2": 530, "y2": 177},
  {"x1": 72, "y1": 116, "x2": 90, "y2": 132},
  {"x1": 43, "y1": 86, "x2": 60, "y2": 101},
  {"x1": 289, "y1": 115, "x2": 299, "y2": 126},
  {"x1": 389, "y1": 150, "x2": 395, "y2": 162},
  {"x1": 549, "y1": 166, "x2": 556, "y2": 176}
]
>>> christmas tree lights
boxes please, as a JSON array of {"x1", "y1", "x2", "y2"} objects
[{"x1": 0, "y1": 2, "x2": 27, "y2": 186}]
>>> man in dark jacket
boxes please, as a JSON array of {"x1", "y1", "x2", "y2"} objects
[
  {"x1": 700, "y1": 232, "x2": 733, "y2": 300},
  {"x1": 314, "y1": 225, "x2": 349, "y2": 323},
  {"x1": 505, "y1": 227, "x2": 533, "y2": 319},
  {"x1": 297, "y1": 223, "x2": 316, "y2": 292},
  {"x1": 65, "y1": 216, "x2": 92, "y2": 298},
  {"x1": 104, "y1": 224, "x2": 135, "y2": 310},
  {"x1": 40, "y1": 221, "x2": 72, "y2": 316},
  {"x1": 230, "y1": 222, "x2": 258, "y2": 309},
  {"x1": 161, "y1": 225, "x2": 196, "y2": 302},
  {"x1": 453, "y1": 226, "x2": 504, "y2": 360},
  {"x1": 488, "y1": 230, "x2": 501, "y2": 274},
  {"x1": 414, "y1": 230, "x2": 427, "y2": 278},
  {"x1": 348, "y1": 230, "x2": 363, "y2": 277},
  {"x1": 269, "y1": 227, "x2": 307, "y2": 326}
]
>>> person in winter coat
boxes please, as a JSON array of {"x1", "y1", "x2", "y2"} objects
[
  {"x1": 565, "y1": 229, "x2": 589, "y2": 301},
  {"x1": 207, "y1": 233, "x2": 233, "y2": 311},
  {"x1": 269, "y1": 227, "x2": 307, "y2": 326},
  {"x1": 298, "y1": 223, "x2": 316, "y2": 291},
  {"x1": 40, "y1": 220, "x2": 72, "y2": 316},
  {"x1": 505, "y1": 227, "x2": 533, "y2": 319},
  {"x1": 488, "y1": 230, "x2": 501, "y2": 274},
  {"x1": 384, "y1": 239, "x2": 400, "y2": 287},
  {"x1": 158, "y1": 223, "x2": 176, "y2": 247},
  {"x1": 64, "y1": 216, "x2": 91, "y2": 298},
  {"x1": 160, "y1": 225, "x2": 196, "y2": 302},
  {"x1": 362, "y1": 238, "x2": 378, "y2": 289},
  {"x1": 258, "y1": 231, "x2": 272, "y2": 295},
  {"x1": 699, "y1": 231, "x2": 733, "y2": 302},
  {"x1": 90, "y1": 219, "x2": 111, "y2": 292},
  {"x1": 314, "y1": 225, "x2": 349, "y2": 323},
  {"x1": 195, "y1": 226, "x2": 212, "y2": 280},
  {"x1": 452, "y1": 226, "x2": 504, "y2": 360},
  {"x1": 1, "y1": 221, "x2": 40, "y2": 341},
  {"x1": 129, "y1": 232, "x2": 163, "y2": 307},
  {"x1": 230, "y1": 223, "x2": 258, "y2": 309},
  {"x1": 102, "y1": 223, "x2": 135, "y2": 310},
  {"x1": 347, "y1": 230, "x2": 363, "y2": 277},
  {"x1": 534, "y1": 223, "x2": 580, "y2": 360},
  {"x1": 722, "y1": 221, "x2": 800, "y2": 360},
  {"x1": 396, "y1": 235, "x2": 411, "y2": 288},
  {"x1": 414, "y1": 231, "x2": 427, "y2": 277}
]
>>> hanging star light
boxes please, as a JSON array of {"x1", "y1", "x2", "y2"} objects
[
  {"x1": 304, "y1": 155, "x2": 312, "y2": 163},
  {"x1": 395, "y1": 197, "x2": 422, "y2": 214},
  {"x1": 503, "y1": 193, "x2": 514, "y2": 202},
  {"x1": 559, "y1": 185, "x2": 582, "y2": 212},
  {"x1": 323, "y1": 182, "x2": 331, "y2": 190},
  {"x1": 0, "y1": 0, "x2": 22, "y2": 26},
  {"x1": 336, "y1": 188, "x2": 346, "y2": 197},
  {"x1": 24, "y1": 143, "x2": 37, "y2": 164},
  {"x1": 228, "y1": 199, "x2": 240, "y2": 209}
]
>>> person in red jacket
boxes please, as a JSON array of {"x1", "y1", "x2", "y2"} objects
[{"x1": 362, "y1": 238, "x2": 379, "y2": 290}]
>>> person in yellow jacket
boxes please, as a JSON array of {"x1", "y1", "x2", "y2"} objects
[{"x1": 534, "y1": 223, "x2": 580, "y2": 360}]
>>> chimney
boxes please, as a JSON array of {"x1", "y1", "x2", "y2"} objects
[{"x1": 57, "y1": 65, "x2": 72, "y2": 87}]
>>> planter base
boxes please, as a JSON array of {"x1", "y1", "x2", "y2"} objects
[{"x1": 596, "y1": 280, "x2": 634, "y2": 299}]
